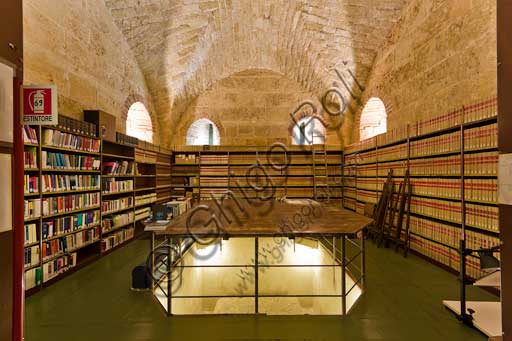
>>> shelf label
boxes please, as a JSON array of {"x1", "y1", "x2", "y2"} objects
[
  {"x1": 21, "y1": 84, "x2": 58, "y2": 125},
  {"x1": 499, "y1": 153, "x2": 512, "y2": 205}
]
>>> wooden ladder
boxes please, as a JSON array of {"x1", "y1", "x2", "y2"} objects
[{"x1": 312, "y1": 143, "x2": 330, "y2": 202}]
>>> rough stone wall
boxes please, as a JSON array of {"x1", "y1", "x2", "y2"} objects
[
  {"x1": 104, "y1": 0, "x2": 408, "y2": 145},
  {"x1": 23, "y1": 0, "x2": 159, "y2": 143},
  {"x1": 353, "y1": 0, "x2": 497, "y2": 142},
  {"x1": 172, "y1": 69, "x2": 346, "y2": 146}
]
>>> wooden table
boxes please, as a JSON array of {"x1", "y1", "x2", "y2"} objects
[
  {"x1": 146, "y1": 199, "x2": 373, "y2": 316},
  {"x1": 151, "y1": 198, "x2": 373, "y2": 237}
]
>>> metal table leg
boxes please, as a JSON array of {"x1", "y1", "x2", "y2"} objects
[{"x1": 341, "y1": 235, "x2": 346, "y2": 315}]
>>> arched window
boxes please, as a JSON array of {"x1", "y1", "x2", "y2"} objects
[
  {"x1": 292, "y1": 116, "x2": 325, "y2": 145},
  {"x1": 126, "y1": 102, "x2": 153, "y2": 143},
  {"x1": 360, "y1": 97, "x2": 387, "y2": 140},
  {"x1": 186, "y1": 118, "x2": 220, "y2": 145}
]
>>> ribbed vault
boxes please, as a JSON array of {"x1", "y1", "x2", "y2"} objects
[{"x1": 104, "y1": 0, "x2": 408, "y2": 145}]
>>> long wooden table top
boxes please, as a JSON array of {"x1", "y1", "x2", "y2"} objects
[{"x1": 149, "y1": 199, "x2": 373, "y2": 238}]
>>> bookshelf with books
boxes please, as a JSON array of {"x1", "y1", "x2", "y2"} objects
[
  {"x1": 156, "y1": 147, "x2": 172, "y2": 203},
  {"x1": 23, "y1": 116, "x2": 103, "y2": 293},
  {"x1": 100, "y1": 140, "x2": 136, "y2": 253},
  {"x1": 343, "y1": 98, "x2": 499, "y2": 279},
  {"x1": 171, "y1": 146, "x2": 344, "y2": 203},
  {"x1": 23, "y1": 115, "x2": 172, "y2": 293}
]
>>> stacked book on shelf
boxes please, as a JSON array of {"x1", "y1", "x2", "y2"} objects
[
  {"x1": 102, "y1": 197, "x2": 134, "y2": 214},
  {"x1": 41, "y1": 192, "x2": 100, "y2": 215},
  {"x1": 24, "y1": 147, "x2": 37, "y2": 169},
  {"x1": 24, "y1": 175, "x2": 39, "y2": 194},
  {"x1": 24, "y1": 223, "x2": 38, "y2": 245},
  {"x1": 103, "y1": 179, "x2": 134, "y2": 194},
  {"x1": 42, "y1": 210, "x2": 100, "y2": 239},
  {"x1": 57, "y1": 115, "x2": 97, "y2": 137},
  {"x1": 43, "y1": 253, "x2": 77, "y2": 283},
  {"x1": 135, "y1": 193, "x2": 157, "y2": 206},
  {"x1": 23, "y1": 126, "x2": 38, "y2": 144},
  {"x1": 24, "y1": 198, "x2": 41, "y2": 219},
  {"x1": 41, "y1": 174, "x2": 100, "y2": 193},
  {"x1": 41, "y1": 151, "x2": 101, "y2": 171},
  {"x1": 42, "y1": 128, "x2": 100, "y2": 152},
  {"x1": 101, "y1": 211, "x2": 134, "y2": 233},
  {"x1": 102, "y1": 228, "x2": 134, "y2": 252},
  {"x1": 102, "y1": 161, "x2": 134, "y2": 175}
]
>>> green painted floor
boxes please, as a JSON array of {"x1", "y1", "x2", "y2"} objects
[{"x1": 26, "y1": 237, "x2": 497, "y2": 341}]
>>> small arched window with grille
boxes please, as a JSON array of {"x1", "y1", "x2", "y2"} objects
[
  {"x1": 292, "y1": 116, "x2": 325, "y2": 145},
  {"x1": 186, "y1": 118, "x2": 220, "y2": 145}
]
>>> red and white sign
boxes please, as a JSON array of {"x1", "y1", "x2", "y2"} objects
[{"x1": 21, "y1": 84, "x2": 58, "y2": 125}]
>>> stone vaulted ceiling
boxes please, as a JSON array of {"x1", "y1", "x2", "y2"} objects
[{"x1": 104, "y1": 0, "x2": 408, "y2": 145}]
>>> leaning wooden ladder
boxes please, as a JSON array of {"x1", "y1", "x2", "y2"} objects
[{"x1": 312, "y1": 144, "x2": 330, "y2": 202}]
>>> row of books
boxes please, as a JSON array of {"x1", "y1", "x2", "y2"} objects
[
  {"x1": 200, "y1": 166, "x2": 228, "y2": 176},
  {"x1": 410, "y1": 235, "x2": 485, "y2": 280},
  {"x1": 102, "y1": 179, "x2": 134, "y2": 193},
  {"x1": 23, "y1": 126, "x2": 38, "y2": 144},
  {"x1": 102, "y1": 161, "x2": 134, "y2": 175},
  {"x1": 376, "y1": 125, "x2": 409, "y2": 147},
  {"x1": 366, "y1": 128, "x2": 498, "y2": 163},
  {"x1": 346, "y1": 100, "x2": 497, "y2": 156},
  {"x1": 135, "y1": 193, "x2": 157, "y2": 206},
  {"x1": 24, "y1": 199, "x2": 41, "y2": 219},
  {"x1": 41, "y1": 151, "x2": 101, "y2": 170},
  {"x1": 41, "y1": 174, "x2": 100, "y2": 193},
  {"x1": 464, "y1": 152, "x2": 499, "y2": 175},
  {"x1": 57, "y1": 115, "x2": 97, "y2": 137},
  {"x1": 24, "y1": 148, "x2": 37, "y2": 169},
  {"x1": 116, "y1": 132, "x2": 138, "y2": 146},
  {"x1": 103, "y1": 196, "x2": 134, "y2": 214},
  {"x1": 376, "y1": 144, "x2": 407, "y2": 162},
  {"x1": 175, "y1": 154, "x2": 197, "y2": 164},
  {"x1": 410, "y1": 215, "x2": 500, "y2": 251},
  {"x1": 25, "y1": 245, "x2": 40, "y2": 268},
  {"x1": 42, "y1": 129, "x2": 100, "y2": 153},
  {"x1": 101, "y1": 227, "x2": 134, "y2": 252},
  {"x1": 42, "y1": 211, "x2": 100, "y2": 240},
  {"x1": 410, "y1": 131, "x2": 460, "y2": 157},
  {"x1": 407, "y1": 152, "x2": 498, "y2": 176},
  {"x1": 135, "y1": 207, "x2": 151, "y2": 221},
  {"x1": 200, "y1": 177, "x2": 229, "y2": 187},
  {"x1": 200, "y1": 155, "x2": 228, "y2": 164},
  {"x1": 356, "y1": 189, "x2": 378, "y2": 204},
  {"x1": 464, "y1": 123, "x2": 498, "y2": 151},
  {"x1": 24, "y1": 223, "x2": 38, "y2": 245},
  {"x1": 43, "y1": 253, "x2": 77, "y2": 283},
  {"x1": 466, "y1": 203, "x2": 499, "y2": 231},
  {"x1": 25, "y1": 267, "x2": 42, "y2": 290},
  {"x1": 101, "y1": 212, "x2": 134, "y2": 233},
  {"x1": 41, "y1": 226, "x2": 100, "y2": 260},
  {"x1": 344, "y1": 188, "x2": 356, "y2": 199},
  {"x1": 166, "y1": 198, "x2": 192, "y2": 218},
  {"x1": 410, "y1": 197, "x2": 461, "y2": 224},
  {"x1": 41, "y1": 193, "x2": 100, "y2": 215},
  {"x1": 416, "y1": 108, "x2": 464, "y2": 136},
  {"x1": 25, "y1": 175, "x2": 39, "y2": 194},
  {"x1": 342, "y1": 198, "x2": 357, "y2": 211},
  {"x1": 135, "y1": 148, "x2": 157, "y2": 164}
]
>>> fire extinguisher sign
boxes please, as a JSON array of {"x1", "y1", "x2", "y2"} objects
[{"x1": 21, "y1": 84, "x2": 58, "y2": 125}]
